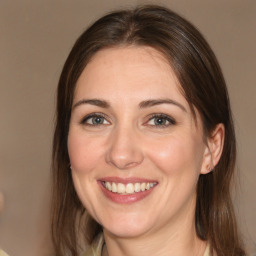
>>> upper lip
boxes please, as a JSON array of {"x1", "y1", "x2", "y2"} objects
[{"x1": 98, "y1": 176, "x2": 158, "y2": 184}]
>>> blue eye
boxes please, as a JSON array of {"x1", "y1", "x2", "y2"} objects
[
  {"x1": 147, "y1": 114, "x2": 176, "y2": 127},
  {"x1": 81, "y1": 114, "x2": 110, "y2": 126}
]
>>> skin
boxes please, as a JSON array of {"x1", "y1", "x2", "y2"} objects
[{"x1": 68, "y1": 46, "x2": 224, "y2": 256}]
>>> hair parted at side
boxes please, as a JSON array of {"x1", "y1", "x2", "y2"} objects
[{"x1": 51, "y1": 4, "x2": 246, "y2": 256}]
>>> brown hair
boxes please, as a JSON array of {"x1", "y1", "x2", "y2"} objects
[{"x1": 51, "y1": 5, "x2": 246, "y2": 256}]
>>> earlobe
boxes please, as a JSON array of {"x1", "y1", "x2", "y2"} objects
[{"x1": 200, "y1": 123, "x2": 225, "y2": 175}]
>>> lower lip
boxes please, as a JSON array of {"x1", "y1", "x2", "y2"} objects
[{"x1": 98, "y1": 182, "x2": 156, "y2": 204}]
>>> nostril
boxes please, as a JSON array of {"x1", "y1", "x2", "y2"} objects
[
  {"x1": 123, "y1": 161, "x2": 140, "y2": 169},
  {"x1": 105, "y1": 152, "x2": 144, "y2": 170},
  {"x1": 106, "y1": 157, "x2": 141, "y2": 170}
]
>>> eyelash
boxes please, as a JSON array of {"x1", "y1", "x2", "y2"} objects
[
  {"x1": 80, "y1": 113, "x2": 176, "y2": 128},
  {"x1": 80, "y1": 113, "x2": 110, "y2": 126},
  {"x1": 146, "y1": 113, "x2": 176, "y2": 128}
]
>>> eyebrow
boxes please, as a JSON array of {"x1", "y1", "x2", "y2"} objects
[
  {"x1": 72, "y1": 98, "x2": 186, "y2": 112},
  {"x1": 73, "y1": 99, "x2": 110, "y2": 109},
  {"x1": 139, "y1": 98, "x2": 187, "y2": 112}
]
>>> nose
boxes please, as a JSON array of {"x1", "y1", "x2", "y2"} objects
[{"x1": 105, "y1": 125, "x2": 144, "y2": 170}]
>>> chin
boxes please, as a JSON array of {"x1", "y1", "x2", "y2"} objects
[
  {"x1": 101, "y1": 212, "x2": 154, "y2": 238},
  {"x1": 104, "y1": 224, "x2": 149, "y2": 238}
]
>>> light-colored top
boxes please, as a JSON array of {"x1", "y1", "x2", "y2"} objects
[
  {"x1": 0, "y1": 249, "x2": 9, "y2": 256},
  {"x1": 83, "y1": 233, "x2": 210, "y2": 256},
  {"x1": 84, "y1": 234, "x2": 105, "y2": 256}
]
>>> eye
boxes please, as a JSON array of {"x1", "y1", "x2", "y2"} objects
[
  {"x1": 147, "y1": 114, "x2": 176, "y2": 127},
  {"x1": 81, "y1": 113, "x2": 110, "y2": 126}
]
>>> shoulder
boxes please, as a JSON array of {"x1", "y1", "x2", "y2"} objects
[
  {"x1": 0, "y1": 250, "x2": 9, "y2": 256},
  {"x1": 203, "y1": 245, "x2": 250, "y2": 256}
]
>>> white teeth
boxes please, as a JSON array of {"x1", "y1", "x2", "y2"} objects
[
  {"x1": 106, "y1": 182, "x2": 111, "y2": 191},
  {"x1": 134, "y1": 183, "x2": 140, "y2": 192},
  {"x1": 117, "y1": 183, "x2": 126, "y2": 194},
  {"x1": 141, "y1": 183, "x2": 146, "y2": 191},
  {"x1": 126, "y1": 183, "x2": 134, "y2": 194},
  {"x1": 112, "y1": 182, "x2": 117, "y2": 192},
  {"x1": 103, "y1": 181, "x2": 157, "y2": 194}
]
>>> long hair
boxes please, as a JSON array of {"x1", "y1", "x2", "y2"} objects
[{"x1": 51, "y1": 5, "x2": 246, "y2": 256}]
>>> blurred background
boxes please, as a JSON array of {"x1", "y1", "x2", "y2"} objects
[{"x1": 0, "y1": 0, "x2": 255, "y2": 255}]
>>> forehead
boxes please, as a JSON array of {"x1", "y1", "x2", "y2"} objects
[
  {"x1": 73, "y1": 46, "x2": 202, "y2": 130},
  {"x1": 74, "y1": 46, "x2": 184, "y2": 102}
]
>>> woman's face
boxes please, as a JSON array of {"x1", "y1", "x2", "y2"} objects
[{"x1": 68, "y1": 46, "x2": 209, "y2": 238}]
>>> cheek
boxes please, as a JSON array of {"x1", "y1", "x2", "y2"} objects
[
  {"x1": 68, "y1": 132, "x2": 104, "y2": 173},
  {"x1": 145, "y1": 134, "x2": 205, "y2": 176}
]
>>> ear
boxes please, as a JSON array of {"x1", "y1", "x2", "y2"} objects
[{"x1": 200, "y1": 123, "x2": 225, "y2": 175}]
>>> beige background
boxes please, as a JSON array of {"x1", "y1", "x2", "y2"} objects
[{"x1": 0, "y1": 1, "x2": 255, "y2": 255}]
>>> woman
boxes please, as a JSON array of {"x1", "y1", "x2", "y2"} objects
[{"x1": 51, "y1": 5, "x2": 246, "y2": 256}]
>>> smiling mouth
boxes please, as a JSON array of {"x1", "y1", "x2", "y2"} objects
[{"x1": 101, "y1": 181, "x2": 158, "y2": 195}]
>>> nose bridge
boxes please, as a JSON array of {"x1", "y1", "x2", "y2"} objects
[{"x1": 105, "y1": 122, "x2": 144, "y2": 170}]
